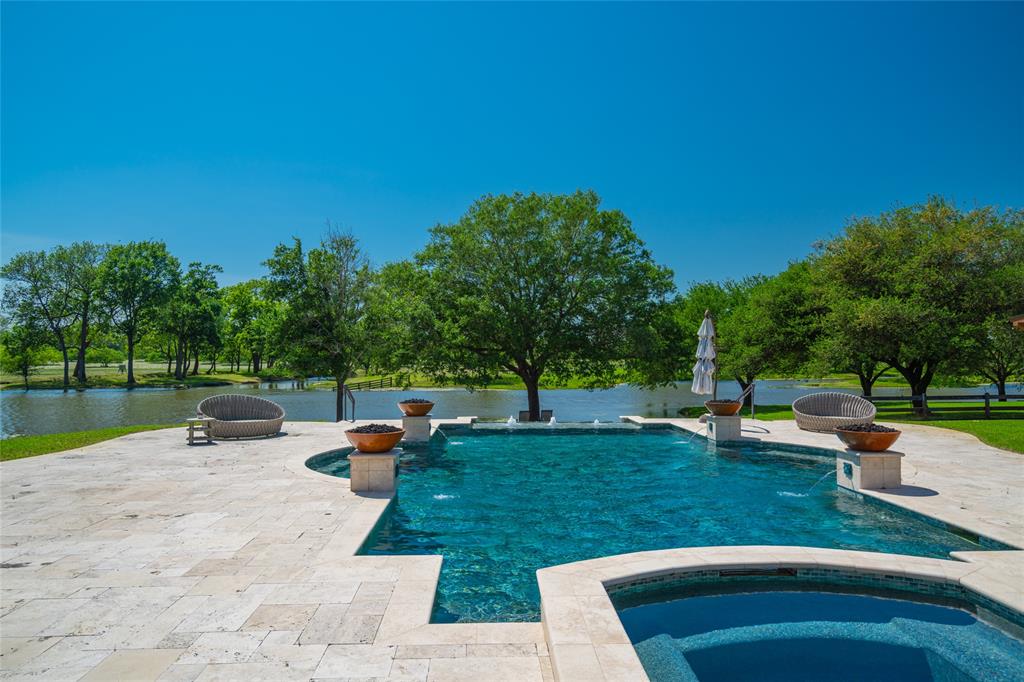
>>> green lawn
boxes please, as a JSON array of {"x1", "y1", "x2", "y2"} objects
[
  {"x1": 0, "y1": 424, "x2": 180, "y2": 461},
  {"x1": 680, "y1": 401, "x2": 1024, "y2": 454},
  {"x1": 1, "y1": 361, "x2": 265, "y2": 390}
]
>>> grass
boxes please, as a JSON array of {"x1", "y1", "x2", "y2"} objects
[
  {"x1": 1, "y1": 361, "x2": 264, "y2": 390},
  {"x1": 0, "y1": 424, "x2": 181, "y2": 462},
  {"x1": 679, "y1": 401, "x2": 1024, "y2": 453}
]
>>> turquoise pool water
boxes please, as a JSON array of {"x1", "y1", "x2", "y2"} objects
[
  {"x1": 310, "y1": 427, "x2": 983, "y2": 622},
  {"x1": 616, "y1": 587, "x2": 1024, "y2": 681}
]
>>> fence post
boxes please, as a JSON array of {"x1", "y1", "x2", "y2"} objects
[{"x1": 984, "y1": 392, "x2": 991, "y2": 419}]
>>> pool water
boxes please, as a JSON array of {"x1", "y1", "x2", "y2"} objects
[
  {"x1": 310, "y1": 427, "x2": 982, "y2": 622},
  {"x1": 616, "y1": 588, "x2": 1024, "y2": 682}
]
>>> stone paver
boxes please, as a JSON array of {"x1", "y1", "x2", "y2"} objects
[
  {"x1": 0, "y1": 421, "x2": 547, "y2": 680},
  {"x1": 1, "y1": 416, "x2": 1019, "y2": 681}
]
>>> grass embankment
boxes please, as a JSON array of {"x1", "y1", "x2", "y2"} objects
[
  {"x1": 681, "y1": 401, "x2": 1024, "y2": 454},
  {"x1": 0, "y1": 424, "x2": 180, "y2": 462}
]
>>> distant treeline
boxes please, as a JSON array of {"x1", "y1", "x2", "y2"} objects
[{"x1": 2, "y1": 192, "x2": 1022, "y2": 419}]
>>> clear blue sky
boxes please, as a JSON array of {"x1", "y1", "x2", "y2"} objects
[{"x1": 2, "y1": 2, "x2": 1021, "y2": 288}]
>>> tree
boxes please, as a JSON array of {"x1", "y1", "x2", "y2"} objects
[
  {"x1": 59, "y1": 242, "x2": 107, "y2": 384},
  {"x1": 634, "y1": 279, "x2": 754, "y2": 395},
  {"x1": 809, "y1": 324, "x2": 890, "y2": 396},
  {"x1": 714, "y1": 264, "x2": 824, "y2": 404},
  {"x1": 968, "y1": 316, "x2": 1024, "y2": 400},
  {"x1": 264, "y1": 228, "x2": 379, "y2": 421},
  {"x1": 0, "y1": 320, "x2": 48, "y2": 389},
  {"x1": 415, "y1": 190, "x2": 674, "y2": 420},
  {"x1": 160, "y1": 262, "x2": 222, "y2": 379},
  {"x1": 97, "y1": 242, "x2": 180, "y2": 386},
  {"x1": 817, "y1": 198, "x2": 1024, "y2": 407},
  {"x1": 1, "y1": 250, "x2": 80, "y2": 390}
]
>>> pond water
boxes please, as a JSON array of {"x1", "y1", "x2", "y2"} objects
[{"x1": 0, "y1": 379, "x2": 1000, "y2": 437}]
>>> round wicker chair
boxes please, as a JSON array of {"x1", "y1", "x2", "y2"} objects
[
  {"x1": 197, "y1": 394, "x2": 285, "y2": 439},
  {"x1": 792, "y1": 392, "x2": 876, "y2": 433}
]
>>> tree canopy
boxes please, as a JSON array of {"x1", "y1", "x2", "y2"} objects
[
  {"x1": 265, "y1": 229, "x2": 384, "y2": 420},
  {"x1": 97, "y1": 241, "x2": 180, "y2": 385},
  {"x1": 816, "y1": 197, "x2": 1024, "y2": 404},
  {"x1": 412, "y1": 190, "x2": 674, "y2": 420}
]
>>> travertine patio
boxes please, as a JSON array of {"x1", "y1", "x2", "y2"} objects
[{"x1": 1, "y1": 417, "x2": 1021, "y2": 681}]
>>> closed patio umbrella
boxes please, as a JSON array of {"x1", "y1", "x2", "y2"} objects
[{"x1": 691, "y1": 310, "x2": 717, "y2": 400}]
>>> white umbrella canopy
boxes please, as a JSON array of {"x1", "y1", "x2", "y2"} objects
[
  {"x1": 691, "y1": 311, "x2": 717, "y2": 398},
  {"x1": 691, "y1": 358, "x2": 715, "y2": 394}
]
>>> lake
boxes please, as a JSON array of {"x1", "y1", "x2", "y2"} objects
[{"x1": 0, "y1": 380, "x2": 1000, "y2": 437}]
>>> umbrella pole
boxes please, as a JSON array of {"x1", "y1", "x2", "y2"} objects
[{"x1": 712, "y1": 361, "x2": 717, "y2": 401}]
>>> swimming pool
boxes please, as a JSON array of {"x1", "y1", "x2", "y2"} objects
[
  {"x1": 309, "y1": 426, "x2": 984, "y2": 622},
  {"x1": 615, "y1": 586, "x2": 1024, "y2": 682}
]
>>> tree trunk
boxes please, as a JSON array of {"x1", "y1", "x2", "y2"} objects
[
  {"x1": 997, "y1": 379, "x2": 1007, "y2": 401},
  {"x1": 893, "y1": 362, "x2": 934, "y2": 412},
  {"x1": 523, "y1": 373, "x2": 541, "y2": 421},
  {"x1": 207, "y1": 358, "x2": 216, "y2": 374},
  {"x1": 174, "y1": 339, "x2": 185, "y2": 380},
  {"x1": 166, "y1": 352, "x2": 172, "y2": 374},
  {"x1": 58, "y1": 338, "x2": 70, "y2": 392},
  {"x1": 126, "y1": 337, "x2": 136, "y2": 386},
  {"x1": 858, "y1": 373, "x2": 874, "y2": 397},
  {"x1": 74, "y1": 299, "x2": 90, "y2": 383},
  {"x1": 191, "y1": 349, "x2": 200, "y2": 375}
]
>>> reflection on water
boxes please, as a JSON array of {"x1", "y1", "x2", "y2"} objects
[{"x1": 0, "y1": 380, "x2": 997, "y2": 437}]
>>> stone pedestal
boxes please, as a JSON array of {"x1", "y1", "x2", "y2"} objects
[
  {"x1": 836, "y1": 450, "x2": 902, "y2": 491},
  {"x1": 402, "y1": 415, "x2": 431, "y2": 444},
  {"x1": 706, "y1": 415, "x2": 742, "y2": 443},
  {"x1": 349, "y1": 450, "x2": 399, "y2": 493}
]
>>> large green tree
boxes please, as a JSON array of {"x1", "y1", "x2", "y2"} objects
[
  {"x1": 0, "y1": 319, "x2": 48, "y2": 389},
  {"x1": 1, "y1": 250, "x2": 80, "y2": 389},
  {"x1": 817, "y1": 197, "x2": 1024, "y2": 406},
  {"x1": 265, "y1": 229, "x2": 379, "y2": 421},
  {"x1": 63, "y1": 242, "x2": 108, "y2": 384},
  {"x1": 966, "y1": 316, "x2": 1024, "y2": 400},
  {"x1": 97, "y1": 242, "x2": 180, "y2": 385},
  {"x1": 414, "y1": 190, "x2": 674, "y2": 420},
  {"x1": 160, "y1": 262, "x2": 223, "y2": 379},
  {"x1": 714, "y1": 264, "x2": 824, "y2": 403}
]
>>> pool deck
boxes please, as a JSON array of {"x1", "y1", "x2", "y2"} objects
[{"x1": 1, "y1": 416, "x2": 1021, "y2": 681}]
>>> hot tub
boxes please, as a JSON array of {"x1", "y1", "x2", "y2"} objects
[{"x1": 614, "y1": 584, "x2": 1024, "y2": 682}]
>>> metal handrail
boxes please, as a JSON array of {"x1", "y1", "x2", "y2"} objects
[
  {"x1": 731, "y1": 382, "x2": 756, "y2": 419},
  {"x1": 341, "y1": 383, "x2": 356, "y2": 421}
]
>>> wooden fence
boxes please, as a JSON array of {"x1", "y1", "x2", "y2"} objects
[
  {"x1": 344, "y1": 373, "x2": 410, "y2": 392},
  {"x1": 866, "y1": 393, "x2": 1024, "y2": 418}
]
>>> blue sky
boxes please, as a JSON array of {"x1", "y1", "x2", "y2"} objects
[{"x1": 2, "y1": 2, "x2": 1021, "y2": 288}]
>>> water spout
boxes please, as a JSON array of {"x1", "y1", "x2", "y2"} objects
[
  {"x1": 548, "y1": 416, "x2": 557, "y2": 426},
  {"x1": 806, "y1": 468, "x2": 835, "y2": 494},
  {"x1": 506, "y1": 416, "x2": 517, "y2": 426},
  {"x1": 593, "y1": 419, "x2": 600, "y2": 425}
]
